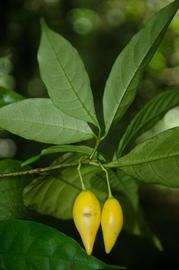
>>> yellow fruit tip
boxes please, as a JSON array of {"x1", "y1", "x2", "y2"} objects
[
  {"x1": 105, "y1": 246, "x2": 112, "y2": 254},
  {"x1": 84, "y1": 244, "x2": 93, "y2": 255},
  {"x1": 86, "y1": 249, "x2": 92, "y2": 256}
]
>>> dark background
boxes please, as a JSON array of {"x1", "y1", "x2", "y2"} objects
[{"x1": 0, "y1": 0, "x2": 179, "y2": 269}]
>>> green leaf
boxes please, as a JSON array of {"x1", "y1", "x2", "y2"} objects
[
  {"x1": 103, "y1": 1, "x2": 179, "y2": 134},
  {"x1": 111, "y1": 170, "x2": 139, "y2": 212},
  {"x1": 0, "y1": 160, "x2": 32, "y2": 220},
  {"x1": 0, "y1": 98, "x2": 94, "y2": 144},
  {"x1": 116, "y1": 89, "x2": 179, "y2": 157},
  {"x1": 0, "y1": 219, "x2": 125, "y2": 270},
  {"x1": 22, "y1": 145, "x2": 95, "y2": 167},
  {"x1": 38, "y1": 20, "x2": 98, "y2": 126},
  {"x1": 109, "y1": 127, "x2": 179, "y2": 187},
  {"x1": 0, "y1": 87, "x2": 23, "y2": 108}
]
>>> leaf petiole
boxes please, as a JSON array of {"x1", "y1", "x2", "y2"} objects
[
  {"x1": 77, "y1": 158, "x2": 86, "y2": 190},
  {"x1": 99, "y1": 163, "x2": 112, "y2": 198}
]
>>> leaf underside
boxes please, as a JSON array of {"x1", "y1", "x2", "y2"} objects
[
  {"x1": 38, "y1": 20, "x2": 98, "y2": 126},
  {"x1": 112, "y1": 127, "x2": 179, "y2": 187},
  {"x1": 0, "y1": 98, "x2": 94, "y2": 145}
]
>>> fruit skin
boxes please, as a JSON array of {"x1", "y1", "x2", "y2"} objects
[
  {"x1": 101, "y1": 197, "x2": 123, "y2": 254},
  {"x1": 73, "y1": 190, "x2": 101, "y2": 255}
]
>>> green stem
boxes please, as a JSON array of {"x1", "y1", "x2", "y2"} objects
[
  {"x1": 0, "y1": 159, "x2": 120, "y2": 180},
  {"x1": 89, "y1": 138, "x2": 100, "y2": 160},
  {"x1": 0, "y1": 162, "x2": 78, "y2": 178},
  {"x1": 77, "y1": 159, "x2": 86, "y2": 190},
  {"x1": 99, "y1": 163, "x2": 112, "y2": 198},
  {"x1": 89, "y1": 125, "x2": 103, "y2": 160}
]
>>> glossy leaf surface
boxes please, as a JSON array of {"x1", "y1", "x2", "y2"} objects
[{"x1": 0, "y1": 219, "x2": 124, "y2": 270}]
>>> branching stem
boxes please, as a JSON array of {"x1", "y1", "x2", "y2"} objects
[
  {"x1": 0, "y1": 158, "x2": 119, "y2": 179},
  {"x1": 89, "y1": 126, "x2": 106, "y2": 160}
]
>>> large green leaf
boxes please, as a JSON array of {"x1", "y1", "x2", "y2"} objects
[
  {"x1": 116, "y1": 89, "x2": 179, "y2": 157},
  {"x1": 22, "y1": 145, "x2": 96, "y2": 167},
  {"x1": 103, "y1": 1, "x2": 179, "y2": 134},
  {"x1": 0, "y1": 87, "x2": 23, "y2": 108},
  {"x1": 38, "y1": 20, "x2": 98, "y2": 126},
  {"x1": 109, "y1": 127, "x2": 179, "y2": 187},
  {"x1": 110, "y1": 170, "x2": 139, "y2": 212},
  {"x1": 0, "y1": 219, "x2": 124, "y2": 270},
  {"x1": 0, "y1": 98, "x2": 94, "y2": 144},
  {"x1": 0, "y1": 160, "x2": 32, "y2": 220}
]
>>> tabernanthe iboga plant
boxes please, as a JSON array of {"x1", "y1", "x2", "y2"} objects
[{"x1": 0, "y1": 0, "x2": 179, "y2": 258}]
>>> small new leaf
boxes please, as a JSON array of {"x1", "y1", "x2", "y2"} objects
[{"x1": 22, "y1": 145, "x2": 95, "y2": 166}]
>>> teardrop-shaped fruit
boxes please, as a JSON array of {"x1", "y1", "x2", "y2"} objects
[
  {"x1": 101, "y1": 197, "x2": 123, "y2": 254},
  {"x1": 73, "y1": 190, "x2": 101, "y2": 255}
]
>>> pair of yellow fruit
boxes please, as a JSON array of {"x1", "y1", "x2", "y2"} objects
[{"x1": 73, "y1": 190, "x2": 123, "y2": 255}]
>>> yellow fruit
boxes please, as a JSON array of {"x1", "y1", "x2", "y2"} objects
[
  {"x1": 101, "y1": 197, "x2": 123, "y2": 254},
  {"x1": 73, "y1": 190, "x2": 101, "y2": 255}
]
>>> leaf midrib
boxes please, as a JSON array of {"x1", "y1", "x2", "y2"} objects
[
  {"x1": 105, "y1": 12, "x2": 174, "y2": 133},
  {"x1": 0, "y1": 116, "x2": 92, "y2": 135},
  {"x1": 116, "y1": 151, "x2": 179, "y2": 167},
  {"x1": 44, "y1": 27, "x2": 97, "y2": 125}
]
